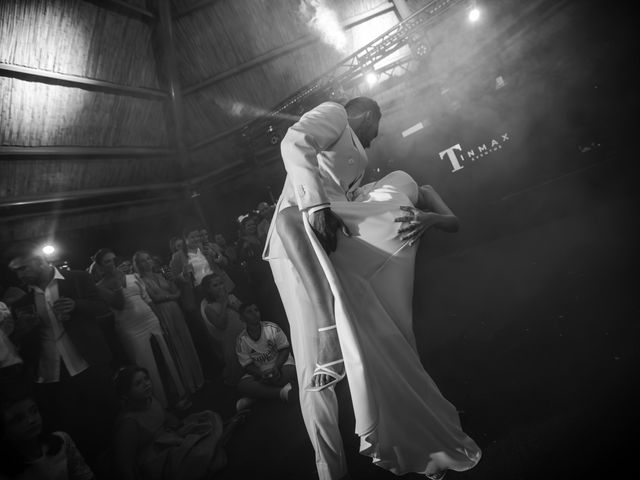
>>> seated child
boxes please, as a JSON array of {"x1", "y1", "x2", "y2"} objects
[
  {"x1": 0, "y1": 388, "x2": 95, "y2": 480},
  {"x1": 113, "y1": 365, "x2": 243, "y2": 480},
  {"x1": 235, "y1": 303, "x2": 296, "y2": 411}
]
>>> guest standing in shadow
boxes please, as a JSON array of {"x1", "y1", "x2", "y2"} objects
[
  {"x1": 134, "y1": 250, "x2": 204, "y2": 396},
  {"x1": 5, "y1": 242, "x2": 117, "y2": 468}
]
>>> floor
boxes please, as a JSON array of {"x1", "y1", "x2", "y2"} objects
[{"x1": 183, "y1": 169, "x2": 639, "y2": 480}]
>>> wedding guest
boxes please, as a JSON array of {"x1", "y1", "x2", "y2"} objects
[
  {"x1": 169, "y1": 229, "x2": 226, "y2": 379},
  {"x1": 0, "y1": 389, "x2": 95, "y2": 480},
  {"x1": 0, "y1": 286, "x2": 27, "y2": 384},
  {"x1": 113, "y1": 365, "x2": 242, "y2": 480},
  {"x1": 237, "y1": 215, "x2": 263, "y2": 265},
  {"x1": 95, "y1": 248, "x2": 187, "y2": 409},
  {"x1": 5, "y1": 242, "x2": 116, "y2": 466},
  {"x1": 213, "y1": 233, "x2": 237, "y2": 265},
  {"x1": 234, "y1": 303, "x2": 296, "y2": 412},
  {"x1": 255, "y1": 202, "x2": 274, "y2": 243},
  {"x1": 133, "y1": 251, "x2": 204, "y2": 395},
  {"x1": 116, "y1": 258, "x2": 133, "y2": 275},
  {"x1": 200, "y1": 228, "x2": 228, "y2": 267},
  {"x1": 237, "y1": 215, "x2": 288, "y2": 334},
  {"x1": 200, "y1": 274, "x2": 244, "y2": 386},
  {"x1": 168, "y1": 235, "x2": 196, "y2": 314}
]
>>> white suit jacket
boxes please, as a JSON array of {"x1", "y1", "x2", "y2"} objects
[{"x1": 263, "y1": 101, "x2": 369, "y2": 260}]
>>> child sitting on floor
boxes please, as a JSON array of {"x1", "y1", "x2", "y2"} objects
[
  {"x1": 234, "y1": 303, "x2": 296, "y2": 411},
  {"x1": 113, "y1": 365, "x2": 244, "y2": 480},
  {"x1": 0, "y1": 388, "x2": 95, "y2": 480}
]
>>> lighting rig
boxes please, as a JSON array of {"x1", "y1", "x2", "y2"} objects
[{"x1": 241, "y1": 0, "x2": 471, "y2": 161}]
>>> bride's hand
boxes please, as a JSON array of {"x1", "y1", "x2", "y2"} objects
[{"x1": 395, "y1": 206, "x2": 436, "y2": 246}]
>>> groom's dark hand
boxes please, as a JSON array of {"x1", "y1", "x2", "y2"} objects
[{"x1": 308, "y1": 208, "x2": 351, "y2": 254}]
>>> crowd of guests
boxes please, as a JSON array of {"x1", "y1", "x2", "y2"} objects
[{"x1": 0, "y1": 201, "x2": 299, "y2": 479}]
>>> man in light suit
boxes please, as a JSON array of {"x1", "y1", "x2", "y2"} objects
[
  {"x1": 263, "y1": 97, "x2": 381, "y2": 480},
  {"x1": 5, "y1": 242, "x2": 117, "y2": 466}
]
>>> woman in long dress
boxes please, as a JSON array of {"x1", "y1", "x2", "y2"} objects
[
  {"x1": 271, "y1": 170, "x2": 481, "y2": 477},
  {"x1": 95, "y1": 249, "x2": 186, "y2": 409},
  {"x1": 330, "y1": 171, "x2": 481, "y2": 478},
  {"x1": 133, "y1": 251, "x2": 204, "y2": 395}
]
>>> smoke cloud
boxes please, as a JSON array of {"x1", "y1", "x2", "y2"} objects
[{"x1": 300, "y1": 0, "x2": 348, "y2": 54}]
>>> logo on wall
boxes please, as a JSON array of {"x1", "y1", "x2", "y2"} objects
[{"x1": 439, "y1": 133, "x2": 510, "y2": 173}]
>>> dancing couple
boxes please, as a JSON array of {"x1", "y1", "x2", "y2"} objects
[{"x1": 263, "y1": 97, "x2": 481, "y2": 479}]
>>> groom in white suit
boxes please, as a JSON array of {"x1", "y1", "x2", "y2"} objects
[{"x1": 263, "y1": 97, "x2": 381, "y2": 480}]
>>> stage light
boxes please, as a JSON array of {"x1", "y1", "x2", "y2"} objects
[
  {"x1": 42, "y1": 245, "x2": 55, "y2": 256},
  {"x1": 402, "y1": 122, "x2": 425, "y2": 138},
  {"x1": 302, "y1": 0, "x2": 347, "y2": 53},
  {"x1": 365, "y1": 71, "x2": 379, "y2": 87},
  {"x1": 468, "y1": 8, "x2": 480, "y2": 22},
  {"x1": 415, "y1": 43, "x2": 428, "y2": 57},
  {"x1": 267, "y1": 125, "x2": 280, "y2": 145}
]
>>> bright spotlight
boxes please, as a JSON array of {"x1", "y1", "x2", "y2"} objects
[
  {"x1": 365, "y1": 72, "x2": 378, "y2": 87},
  {"x1": 468, "y1": 8, "x2": 480, "y2": 22},
  {"x1": 42, "y1": 245, "x2": 55, "y2": 256}
]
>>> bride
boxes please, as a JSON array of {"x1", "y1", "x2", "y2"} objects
[{"x1": 264, "y1": 98, "x2": 481, "y2": 479}]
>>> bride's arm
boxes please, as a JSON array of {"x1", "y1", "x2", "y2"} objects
[
  {"x1": 414, "y1": 185, "x2": 459, "y2": 233},
  {"x1": 395, "y1": 184, "x2": 459, "y2": 244}
]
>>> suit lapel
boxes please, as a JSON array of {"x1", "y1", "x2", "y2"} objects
[
  {"x1": 348, "y1": 127, "x2": 358, "y2": 149},
  {"x1": 346, "y1": 127, "x2": 368, "y2": 194}
]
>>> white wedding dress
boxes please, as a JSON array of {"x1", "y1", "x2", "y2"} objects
[{"x1": 313, "y1": 170, "x2": 481, "y2": 475}]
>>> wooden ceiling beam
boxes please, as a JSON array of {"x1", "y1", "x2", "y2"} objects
[
  {"x1": 0, "y1": 63, "x2": 167, "y2": 100},
  {"x1": 0, "y1": 182, "x2": 182, "y2": 209},
  {"x1": 0, "y1": 161, "x2": 244, "y2": 211},
  {"x1": 391, "y1": 0, "x2": 412, "y2": 19},
  {"x1": 0, "y1": 198, "x2": 178, "y2": 224},
  {"x1": 183, "y1": 36, "x2": 317, "y2": 96},
  {"x1": 0, "y1": 146, "x2": 175, "y2": 158},
  {"x1": 174, "y1": 0, "x2": 222, "y2": 19},
  {"x1": 190, "y1": 0, "x2": 467, "y2": 152},
  {"x1": 83, "y1": 0, "x2": 155, "y2": 22},
  {"x1": 184, "y1": 2, "x2": 396, "y2": 96},
  {"x1": 155, "y1": 0, "x2": 190, "y2": 174},
  {"x1": 343, "y1": 2, "x2": 397, "y2": 29}
]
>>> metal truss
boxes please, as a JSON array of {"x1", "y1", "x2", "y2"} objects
[
  {"x1": 273, "y1": 0, "x2": 467, "y2": 114},
  {"x1": 244, "y1": 0, "x2": 469, "y2": 152}
]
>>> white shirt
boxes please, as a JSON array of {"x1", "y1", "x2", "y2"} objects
[
  {"x1": 188, "y1": 249, "x2": 213, "y2": 286},
  {"x1": 31, "y1": 268, "x2": 89, "y2": 382},
  {"x1": 0, "y1": 301, "x2": 22, "y2": 368},
  {"x1": 235, "y1": 321, "x2": 292, "y2": 373}
]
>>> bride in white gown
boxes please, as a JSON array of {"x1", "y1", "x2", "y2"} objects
[{"x1": 313, "y1": 170, "x2": 481, "y2": 475}]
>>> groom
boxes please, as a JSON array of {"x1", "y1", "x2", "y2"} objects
[{"x1": 263, "y1": 97, "x2": 381, "y2": 480}]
